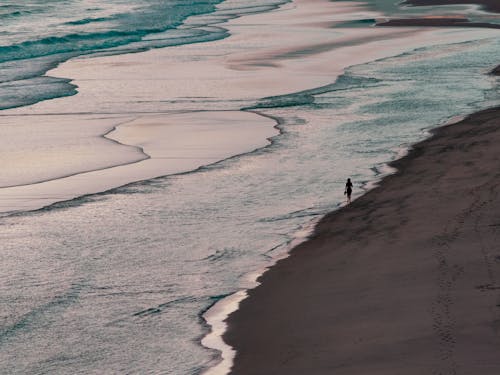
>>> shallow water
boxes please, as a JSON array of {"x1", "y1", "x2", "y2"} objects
[
  {"x1": 0, "y1": 0, "x2": 289, "y2": 110},
  {"x1": 1, "y1": 0, "x2": 500, "y2": 372},
  {"x1": 1, "y1": 24, "x2": 499, "y2": 372}
]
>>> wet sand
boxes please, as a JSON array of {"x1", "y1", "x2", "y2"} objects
[
  {"x1": 3, "y1": 0, "x2": 497, "y2": 214},
  {"x1": 380, "y1": 0, "x2": 500, "y2": 29},
  {"x1": 224, "y1": 69, "x2": 500, "y2": 374},
  {"x1": 378, "y1": 17, "x2": 500, "y2": 29},
  {"x1": 404, "y1": 0, "x2": 500, "y2": 13}
]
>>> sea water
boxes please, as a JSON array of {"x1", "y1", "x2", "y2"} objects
[
  {"x1": 0, "y1": 0, "x2": 499, "y2": 374},
  {"x1": 0, "y1": 0, "x2": 290, "y2": 110}
]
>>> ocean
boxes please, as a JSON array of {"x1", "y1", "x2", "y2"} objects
[
  {"x1": 0, "y1": 0, "x2": 292, "y2": 110},
  {"x1": 0, "y1": 0, "x2": 499, "y2": 373}
]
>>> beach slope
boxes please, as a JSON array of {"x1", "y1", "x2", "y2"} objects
[{"x1": 224, "y1": 103, "x2": 500, "y2": 373}]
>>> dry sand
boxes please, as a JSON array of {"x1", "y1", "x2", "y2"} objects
[{"x1": 224, "y1": 70, "x2": 500, "y2": 374}]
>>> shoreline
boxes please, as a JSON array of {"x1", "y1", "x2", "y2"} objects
[
  {"x1": 3, "y1": 1, "x2": 500, "y2": 373},
  {"x1": 223, "y1": 65, "x2": 500, "y2": 373},
  {"x1": 0, "y1": 111, "x2": 278, "y2": 215},
  {"x1": 202, "y1": 217, "x2": 321, "y2": 374},
  {"x1": 378, "y1": 17, "x2": 500, "y2": 29},
  {"x1": 404, "y1": 0, "x2": 500, "y2": 14},
  {"x1": 2, "y1": 0, "x2": 497, "y2": 214}
]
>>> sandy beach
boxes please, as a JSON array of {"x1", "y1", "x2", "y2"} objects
[
  {"x1": 2, "y1": 0, "x2": 500, "y2": 373},
  {"x1": 224, "y1": 61, "x2": 500, "y2": 373},
  {"x1": 221, "y1": 3, "x2": 500, "y2": 372}
]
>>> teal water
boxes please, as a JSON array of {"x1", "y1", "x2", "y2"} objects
[{"x1": 0, "y1": 0, "x2": 288, "y2": 110}]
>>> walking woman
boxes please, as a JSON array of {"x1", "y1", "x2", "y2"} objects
[{"x1": 344, "y1": 178, "x2": 353, "y2": 204}]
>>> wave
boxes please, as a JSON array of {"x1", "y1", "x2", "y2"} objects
[
  {"x1": 0, "y1": 10, "x2": 34, "y2": 18},
  {"x1": 248, "y1": 74, "x2": 382, "y2": 109},
  {"x1": 64, "y1": 17, "x2": 113, "y2": 26},
  {"x1": 0, "y1": 0, "x2": 289, "y2": 111},
  {"x1": 0, "y1": 27, "x2": 191, "y2": 64},
  {"x1": 0, "y1": 4, "x2": 35, "y2": 18},
  {"x1": 0, "y1": 31, "x2": 148, "y2": 63},
  {"x1": 0, "y1": 0, "x2": 223, "y2": 110},
  {"x1": 0, "y1": 76, "x2": 77, "y2": 110}
]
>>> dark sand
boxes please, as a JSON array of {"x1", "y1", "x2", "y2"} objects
[
  {"x1": 378, "y1": 17, "x2": 500, "y2": 29},
  {"x1": 379, "y1": 0, "x2": 500, "y2": 30},
  {"x1": 224, "y1": 69, "x2": 500, "y2": 373},
  {"x1": 404, "y1": 0, "x2": 500, "y2": 13}
]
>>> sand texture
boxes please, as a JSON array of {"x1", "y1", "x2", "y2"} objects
[{"x1": 224, "y1": 103, "x2": 500, "y2": 374}]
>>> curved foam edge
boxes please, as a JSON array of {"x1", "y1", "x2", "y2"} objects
[
  {"x1": 0, "y1": 110, "x2": 278, "y2": 215},
  {"x1": 199, "y1": 107, "x2": 479, "y2": 372},
  {"x1": 201, "y1": 290, "x2": 245, "y2": 375},
  {"x1": 200, "y1": 217, "x2": 319, "y2": 374}
]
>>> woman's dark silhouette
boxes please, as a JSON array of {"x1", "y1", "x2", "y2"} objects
[{"x1": 344, "y1": 178, "x2": 353, "y2": 204}]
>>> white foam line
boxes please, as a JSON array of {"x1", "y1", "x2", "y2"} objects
[
  {"x1": 201, "y1": 217, "x2": 319, "y2": 375},
  {"x1": 201, "y1": 291, "x2": 244, "y2": 375},
  {"x1": 199, "y1": 102, "x2": 482, "y2": 372},
  {"x1": 0, "y1": 110, "x2": 277, "y2": 214},
  {"x1": 200, "y1": 103, "x2": 485, "y2": 372}
]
